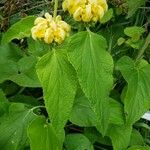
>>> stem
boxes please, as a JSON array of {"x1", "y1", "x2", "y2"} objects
[
  {"x1": 136, "y1": 33, "x2": 150, "y2": 62},
  {"x1": 86, "y1": 27, "x2": 90, "y2": 32},
  {"x1": 53, "y1": 0, "x2": 58, "y2": 18}
]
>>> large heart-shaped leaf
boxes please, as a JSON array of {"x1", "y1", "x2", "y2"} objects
[
  {"x1": 36, "y1": 49, "x2": 77, "y2": 141},
  {"x1": 116, "y1": 56, "x2": 150, "y2": 125},
  {"x1": 68, "y1": 31, "x2": 114, "y2": 135}
]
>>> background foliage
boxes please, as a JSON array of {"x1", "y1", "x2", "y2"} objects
[{"x1": 0, "y1": 0, "x2": 150, "y2": 150}]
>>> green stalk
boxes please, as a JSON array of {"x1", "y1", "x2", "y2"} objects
[
  {"x1": 136, "y1": 33, "x2": 150, "y2": 62},
  {"x1": 53, "y1": 0, "x2": 59, "y2": 19}
]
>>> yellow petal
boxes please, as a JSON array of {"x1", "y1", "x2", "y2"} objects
[
  {"x1": 34, "y1": 17, "x2": 47, "y2": 25},
  {"x1": 82, "y1": 4, "x2": 92, "y2": 22},
  {"x1": 73, "y1": 7, "x2": 83, "y2": 21},
  {"x1": 97, "y1": 5, "x2": 105, "y2": 19},
  {"x1": 54, "y1": 27, "x2": 66, "y2": 44},
  {"x1": 55, "y1": 15, "x2": 62, "y2": 22},
  {"x1": 44, "y1": 28, "x2": 54, "y2": 44},
  {"x1": 97, "y1": 0, "x2": 108, "y2": 11},
  {"x1": 91, "y1": 4, "x2": 104, "y2": 21},
  {"x1": 31, "y1": 23, "x2": 47, "y2": 39},
  {"x1": 88, "y1": 0, "x2": 98, "y2": 4},
  {"x1": 50, "y1": 20, "x2": 57, "y2": 31},
  {"x1": 62, "y1": 0, "x2": 69, "y2": 11},
  {"x1": 66, "y1": 0, "x2": 86, "y2": 14},
  {"x1": 57, "y1": 21, "x2": 71, "y2": 32},
  {"x1": 45, "y1": 13, "x2": 53, "y2": 21}
]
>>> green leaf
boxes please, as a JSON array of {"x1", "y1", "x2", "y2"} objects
[
  {"x1": 9, "y1": 94, "x2": 39, "y2": 106},
  {"x1": 127, "y1": 146, "x2": 150, "y2": 150},
  {"x1": 70, "y1": 92, "x2": 97, "y2": 127},
  {"x1": 68, "y1": 31, "x2": 114, "y2": 135},
  {"x1": 84, "y1": 128, "x2": 111, "y2": 145},
  {"x1": 117, "y1": 37, "x2": 126, "y2": 46},
  {"x1": 107, "y1": 124, "x2": 132, "y2": 150},
  {"x1": 127, "y1": 0, "x2": 146, "y2": 18},
  {"x1": 109, "y1": 98, "x2": 125, "y2": 125},
  {"x1": 124, "y1": 26, "x2": 145, "y2": 42},
  {"x1": 0, "y1": 102, "x2": 37, "y2": 150},
  {"x1": 129, "y1": 129, "x2": 145, "y2": 146},
  {"x1": 0, "y1": 43, "x2": 22, "y2": 62},
  {"x1": 70, "y1": 94, "x2": 124, "y2": 127},
  {"x1": 27, "y1": 37, "x2": 50, "y2": 57},
  {"x1": 125, "y1": 39, "x2": 144, "y2": 49},
  {"x1": 10, "y1": 56, "x2": 40, "y2": 87},
  {"x1": 0, "y1": 55, "x2": 40, "y2": 87},
  {"x1": 101, "y1": 8, "x2": 114, "y2": 24},
  {"x1": 135, "y1": 122, "x2": 150, "y2": 130},
  {"x1": 36, "y1": 49, "x2": 77, "y2": 141},
  {"x1": 116, "y1": 56, "x2": 150, "y2": 124},
  {"x1": 0, "y1": 89, "x2": 9, "y2": 116},
  {"x1": 64, "y1": 134, "x2": 94, "y2": 150},
  {"x1": 1, "y1": 16, "x2": 36, "y2": 44},
  {"x1": 0, "y1": 60, "x2": 18, "y2": 83},
  {"x1": 28, "y1": 117, "x2": 61, "y2": 150}
]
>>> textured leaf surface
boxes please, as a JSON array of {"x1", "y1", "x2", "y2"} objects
[
  {"x1": 107, "y1": 125, "x2": 132, "y2": 150},
  {"x1": 64, "y1": 134, "x2": 94, "y2": 150},
  {"x1": 28, "y1": 117, "x2": 61, "y2": 150},
  {"x1": 36, "y1": 49, "x2": 77, "y2": 138},
  {"x1": 117, "y1": 56, "x2": 150, "y2": 125},
  {"x1": 70, "y1": 94, "x2": 124, "y2": 127},
  {"x1": 70, "y1": 93, "x2": 97, "y2": 127},
  {"x1": 0, "y1": 102, "x2": 37, "y2": 150},
  {"x1": 1, "y1": 16, "x2": 36, "y2": 44},
  {"x1": 68, "y1": 31, "x2": 114, "y2": 134},
  {"x1": 109, "y1": 98, "x2": 125, "y2": 125}
]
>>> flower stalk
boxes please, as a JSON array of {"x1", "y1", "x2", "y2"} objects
[{"x1": 53, "y1": 0, "x2": 59, "y2": 19}]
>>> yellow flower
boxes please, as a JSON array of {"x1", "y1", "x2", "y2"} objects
[
  {"x1": 62, "y1": 0, "x2": 108, "y2": 22},
  {"x1": 31, "y1": 13, "x2": 70, "y2": 44}
]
